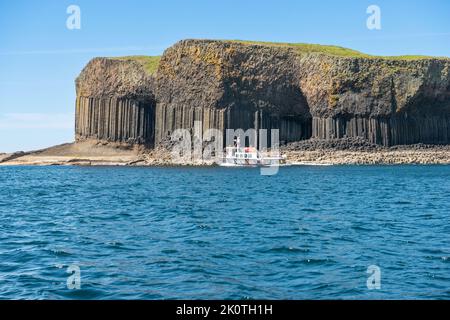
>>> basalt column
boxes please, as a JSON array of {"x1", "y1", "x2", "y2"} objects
[
  {"x1": 311, "y1": 115, "x2": 450, "y2": 146},
  {"x1": 75, "y1": 96, "x2": 155, "y2": 145},
  {"x1": 155, "y1": 104, "x2": 227, "y2": 143},
  {"x1": 75, "y1": 57, "x2": 157, "y2": 147},
  {"x1": 312, "y1": 116, "x2": 392, "y2": 145}
]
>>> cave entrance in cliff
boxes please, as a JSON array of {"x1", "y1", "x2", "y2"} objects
[{"x1": 253, "y1": 89, "x2": 313, "y2": 146}]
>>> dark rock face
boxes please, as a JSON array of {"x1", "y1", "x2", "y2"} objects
[
  {"x1": 155, "y1": 40, "x2": 311, "y2": 146},
  {"x1": 75, "y1": 58, "x2": 155, "y2": 146},
  {"x1": 311, "y1": 115, "x2": 450, "y2": 145},
  {"x1": 75, "y1": 40, "x2": 450, "y2": 148},
  {"x1": 297, "y1": 55, "x2": 450, "y2": 145},
  {"x1": 75, "y1": 96, "x2": 154, "y2": 145}
]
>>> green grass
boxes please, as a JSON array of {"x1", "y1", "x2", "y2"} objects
[
  {"x1": 229, "y1": 40, "x2": 370, "y2": 58},
  {"x1": 227, "y1": 40, "x2": 448, "y2": 60},
  {"x1": 105, "y1": 41, "x2": 448, "y2": 72},
  {"x1": 378, "y1": 55, "x2": 443, "y2": 60},
  {"x1": 108, "y1": 56, "x2": 161, "y2": 74}
]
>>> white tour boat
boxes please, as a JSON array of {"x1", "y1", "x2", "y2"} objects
[{"x1": 219, "y1": 137, "x2": 288, "y2": 167}]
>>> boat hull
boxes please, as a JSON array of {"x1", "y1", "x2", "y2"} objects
[{"x1": 219, "y1": 158, "x2": 289, "y2": 167}]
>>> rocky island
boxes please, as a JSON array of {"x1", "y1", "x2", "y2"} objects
[{"x1": 2, "y1": 39, "x2": 450, "y2": 166}]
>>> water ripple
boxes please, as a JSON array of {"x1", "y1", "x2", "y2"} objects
[{"x1": 0, "y1": 165, "x2": 449, "y2": 299}]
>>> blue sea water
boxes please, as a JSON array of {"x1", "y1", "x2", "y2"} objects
[{"x1": 0, "y1": 165, "x2": 449, "y2": 300}]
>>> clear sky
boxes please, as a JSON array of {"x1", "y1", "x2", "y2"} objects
[{"x1": 1, "y1": 0, "x2": 449, "y2": 152}]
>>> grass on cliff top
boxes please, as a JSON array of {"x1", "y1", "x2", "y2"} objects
[
  {"x1": 105, "y1": 42, "x2": 447, "y2": 70},
  {"x1": 228, "y1": 40, "x2": 447, "y2": 60},
  {"x1": 230, "y1": 40, "x2": 369, "y2": 57},
  {"x1": 107, "y1": 56, "x2": 161, "y2": 74}
]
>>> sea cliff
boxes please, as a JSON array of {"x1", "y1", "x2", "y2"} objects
[
  {"x1": 76, "y1": 39, "x2": 450, "y2": 149},
  {"x1": 3, "y1": 39, "x2": 450, "y2": 166}
]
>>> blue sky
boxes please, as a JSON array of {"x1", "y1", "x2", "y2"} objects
[{"x1": 1, "y1": 0, "x2": 449, "y2": 152}]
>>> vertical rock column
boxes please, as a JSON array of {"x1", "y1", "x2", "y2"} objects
[
  {"x1": 155, "y1": 104, "x2": 227, "y2": 143},
  {"x1": 312, "y1": 115, "x2": 450, "y2": 146},
  {"x1": 312, "y1": 116, "x2": 393, "y2": 146},
  {"x1": 75, "y1": 96, "x2": 155, "y2": 146},
  {"x1": 155, "y1": 104, "x2": 312, "y2": 147}
]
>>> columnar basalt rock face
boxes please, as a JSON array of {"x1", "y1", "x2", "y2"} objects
[
  {"x1": 75, "y1": 96, "x2": 154, "y2": 145},
  {"x1": 75, "y1": 58, "x2": 156, "y2": 146},
  {"x1": 311, "y1": 115, "x2": 450, "y2": 145},
  {"x1": 155, "y1": 40, "x2": 312, "y2": 146},
  {"x1": 75, "y1": 40, "x2": 450, "y2": 148},
  {"x1": 154, "y1": 40, "x2": 450, "y2": 146},
  {"x1": 297, "y1": 54, "x2": 450, "y2": 145}
]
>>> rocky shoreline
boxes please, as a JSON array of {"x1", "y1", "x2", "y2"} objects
[
  {"x1": 281, "y1": 137, "x2": 450, "y2": 165},
  {"x1": 1, "y1": 139, "x2": 449, "y2": 167},
  {"x1": 285, "y1": 149, "x2": 450, "y2": 165},
  {"x1": 282, "y1": 138, "x2": 450, "y2": 165}
]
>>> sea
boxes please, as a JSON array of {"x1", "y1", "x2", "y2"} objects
[{"x1": 0, "y1": 165, "x2": 449, "y2": 299}]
